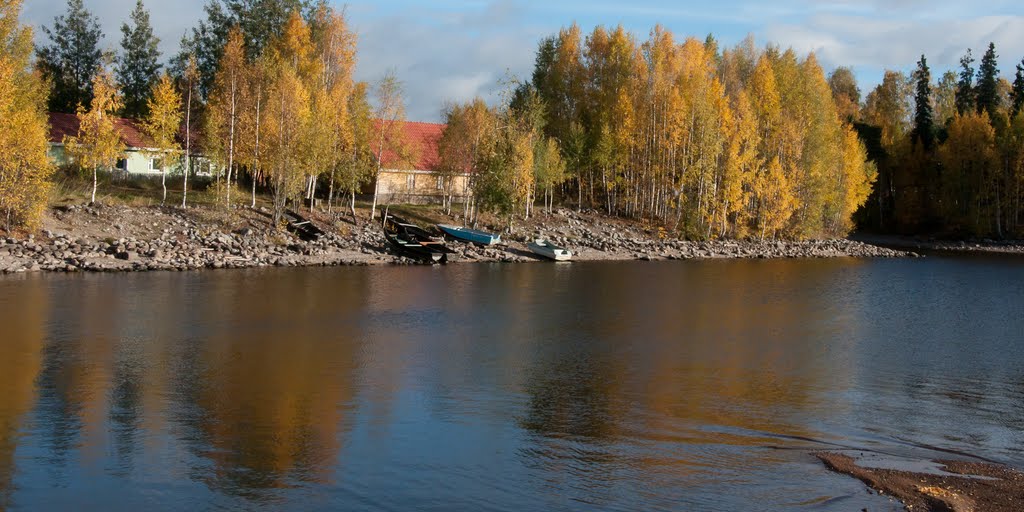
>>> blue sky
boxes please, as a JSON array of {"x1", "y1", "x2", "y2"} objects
[{"x1": 22, "y1": 0, "x2": 1024, "y2": 121}]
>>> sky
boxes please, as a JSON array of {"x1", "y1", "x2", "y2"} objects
[{"x1": 21, "y1": 0, "x2": 1024, "y2": 122}]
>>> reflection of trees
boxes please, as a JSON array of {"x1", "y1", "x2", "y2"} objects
[
  {"x1": 516, "y1": 260, "x2": 861, "y2": 474},
  {"x1": 33, "y1": 276, "x2": 120, "y2": 471},
  {"x1": 179, "y1": 269, "x2": 364, "y2": 497},
  {"x1": 0, "y1": 278, "x2": 46, "y2": 508}
]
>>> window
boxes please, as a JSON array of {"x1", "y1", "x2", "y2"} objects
[
  {"x1": 406, "y1": 174, "x2": 415, "y2": 190},
  {"x1": 115, "y1": 158, "x2": 127, "y2": 171},
  {"x1": 436, "y1": 176, "x2": 444, "y2": 190},
  {"x1": 150, "y1": 158, "x2": 162, "y2": 171}
]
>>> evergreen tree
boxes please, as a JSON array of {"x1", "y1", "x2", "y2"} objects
[
  {"x1": 117, "y1": 0, "x2": 162, "y2": 119},
  {"x1": 975, "y1": 42, "x2": 1000, "y2": 117},
  {"x1": 35, "y1": 0, "x2": 103, "y2": 113},
  {"x1": 955, "y1": 49, "x2": 975, "y2": 115},
  {"x1": 912, "y1": 55, "x2": 935, "y2": 150},
  {"x1": 175, "y1": 0, "x2": 312, "y2": 97},
  {"x1": 1011, "y1": 58, "x2": 1024, "y2": 118}
]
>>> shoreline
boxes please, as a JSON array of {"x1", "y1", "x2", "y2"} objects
[
  {"x1": 851, "y1": 233, "x2": 1024, "y2": 255},
  {"x1": 816, "y1": 451, "x2": 1024, "y2": 511},
  {"x1": 1, "y1": 204, "x2": 915, "y2": 275}
]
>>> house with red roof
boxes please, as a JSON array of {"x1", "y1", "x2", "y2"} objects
[
  {"x1": 374, "y1": 120, "x2": 469, "y2": 204},
  {"x1": 46, "y1": 112, "x2": 212, "y2": 177},
  {"x1": 47, "y1": 111, "x2": 463, "y2": 204}
]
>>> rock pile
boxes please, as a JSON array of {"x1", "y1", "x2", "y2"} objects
[{"x1": 0, "y1": 205, "x2": 915, "y2": 275}]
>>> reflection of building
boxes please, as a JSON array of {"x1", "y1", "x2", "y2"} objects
[
  {"x1": 46, "y1": 112, "x2": 214, "y2": 177},
  {"x1": 374, "y1": 121, "x2": 470, "y2": 204}
]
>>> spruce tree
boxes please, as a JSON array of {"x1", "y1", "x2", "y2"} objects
[
  {"x1": 117, "y1": 0, "x2": 162, "y2": 119},
  {"x1": 974, "y1": 42, "x2": 999, "y2": 118},
  {"x1": 912, "y1": 55, "x2": 934, "y2": 150},
  {"x1": 954, "y1": 49, "x2": 975, "y2": 115},
  {"x1": 1011, "y1": 58, "x2": 1024, "y2": 118},
  {"x1": 175, "y1": 0, "x2": 311, "y2": 97},
  {"x1": 35, "y1": 0, "x2": 104, "y2": 113}
]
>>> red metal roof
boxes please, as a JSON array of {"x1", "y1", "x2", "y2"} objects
[
  {"x1": 48, "y1": 111, "x2": 156, "y2": 149},
  {"x1": 374, "y1": 120, "x2": 445, "y2": 171}
]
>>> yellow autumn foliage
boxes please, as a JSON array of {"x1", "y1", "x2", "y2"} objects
[{"x1": 0, "y1": 0, "x2": 53, "y2": 231}]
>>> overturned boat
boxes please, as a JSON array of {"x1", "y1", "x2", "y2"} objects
[
  {"x1": 528, "y1": 239, "x2": 572, "y2": 261},
  {"x1": 436, "y1": 224, "x2": 501, "y2": 246}
]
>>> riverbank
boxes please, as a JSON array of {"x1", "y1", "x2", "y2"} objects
[
  {"x1": 816, "y1": 452, "x2": 1024, "y2": 512},
  {"x1": 852, "y1": 233, "x2": 1024, "y2": 255},
  {"x1": 0, "y1": 204, "x2": 913, "y2": 274}
]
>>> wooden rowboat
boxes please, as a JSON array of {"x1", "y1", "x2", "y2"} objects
[
  {"x1": 436, "y1": 224, "x2": 501, "y2": 246},
  {"x1": 382, "y1": 212, "x2": 449, "y2": 263},
  {"x1": 528, "y1": 239, "x2": 572, "y2": 261}
]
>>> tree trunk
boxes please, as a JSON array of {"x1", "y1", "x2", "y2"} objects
[
  {"x1": 309, "y1": 176, "x2": 316, "y2": 213},
  {"x1": 183, "y1": 87, "x2": 191, "y2": 209},
  {"x1": 91, "y1": 165, "x2": 98, "y2": 205},
  {"x1": 350, "y1": 189, "x2": 359, "y2": 227},
  {"x1": 370, "y1": 168, "x2": 381, "y2": 220},
  {"x1": 577, "y1": 176, "x2": 582, "y2": 212},
  {"x1": 327, "y1": 171, "x2": 336, "y2": 215},
  {"x1": 161, "y1": 168, "x2": 167, "y2": 205},
  {"x1": 252, "y1": 91, "x2": 261, "y2": 209}
]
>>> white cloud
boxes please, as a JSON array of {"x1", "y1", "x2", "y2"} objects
[
  {"x1": 763, "y1": 13, "x2": 1024, "y2": 89},
  {"x1": 20, "y1": 0, "x2": 1024, "y2": 119}
]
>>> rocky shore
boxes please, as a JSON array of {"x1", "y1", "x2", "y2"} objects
[
  {"x1": 817, "y1": 451, "x2": 1024, "y2": 512},
  {"x1": 852, "y1": 233, "x2": 1024, "y2": 255},
  {"x1": 0, "y1": 204, "x2": 914, "y2": 274}
]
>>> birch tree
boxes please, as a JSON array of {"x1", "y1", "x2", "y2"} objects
[
  {"x1": 65, "y1": 64, "x2": 125, "y2": 205},
  {"x1": 369, "y1": 70, "x2": 408, "y2": 220},
  {"x1": 206, "y1": 27, "x2": 245, "y2": 207},
  {"x1": 0, "y1": 0, "x2": 54, "y2": 231},
  {"x1": 180, "y1": 55, "x2": 198, "y2": 208},
  {"x1": 141, "y1": 73, "x2": 182, "y2": 205}
]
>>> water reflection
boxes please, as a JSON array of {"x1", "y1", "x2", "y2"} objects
[
  {"x1": 0, "y1": 257, "x2": 1021, "y2": 510},
  {"x1": 0, "y1": 278, "x2": 46, "y2": 509}
]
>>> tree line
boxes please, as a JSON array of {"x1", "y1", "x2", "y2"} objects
[
  {"x1": 855, "y1": 43, "x2": 1024, "y2": 237},
  {"x1": 7, "y1": 0, "x2": 1022, "y2": 241},
  {"x1": 440, "y1": 26, "x2": 876, "y2": 239}
]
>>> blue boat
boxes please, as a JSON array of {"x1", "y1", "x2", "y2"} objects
[{"x1": 436, "y1": 224, "x2": 501, "y2": 246}]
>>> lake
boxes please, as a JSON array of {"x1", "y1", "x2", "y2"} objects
[{"x1": 1, "y1": 256, "x2": 1023, "y2": 511}]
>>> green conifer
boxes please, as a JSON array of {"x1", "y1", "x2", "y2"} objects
[
  {"x1": 35, "y1": 0, "x2": 104, "y2": 112},
  {"x1": 117, "y1": 0, "x2": 162, "y2": 118}
]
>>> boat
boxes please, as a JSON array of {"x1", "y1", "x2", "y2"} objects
[
  {"x1": 284, "y1": 209, "x2": 325, "y2": 242},
  {"x1": 528, "y1": 239, "x2": 572, "y2": 261},
  {"x1": 436, "y1": 224, "x2": 501, "y2": 246},
  {"x1": 382, "y1": 212, "x2": 449, "y2": 263}
]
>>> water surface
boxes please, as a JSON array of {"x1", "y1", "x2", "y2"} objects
[{"x1": 1, "y1": 256, "x2": 1023, "y2": 510}]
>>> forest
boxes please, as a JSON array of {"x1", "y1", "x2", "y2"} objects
[{"x1": 3, "y1": 0, "x2": 1024, "y2": 240}]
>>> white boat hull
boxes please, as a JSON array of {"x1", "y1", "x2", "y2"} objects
[{"x1": 528, "y1": 239, "x2": 572, "y2": 261}]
